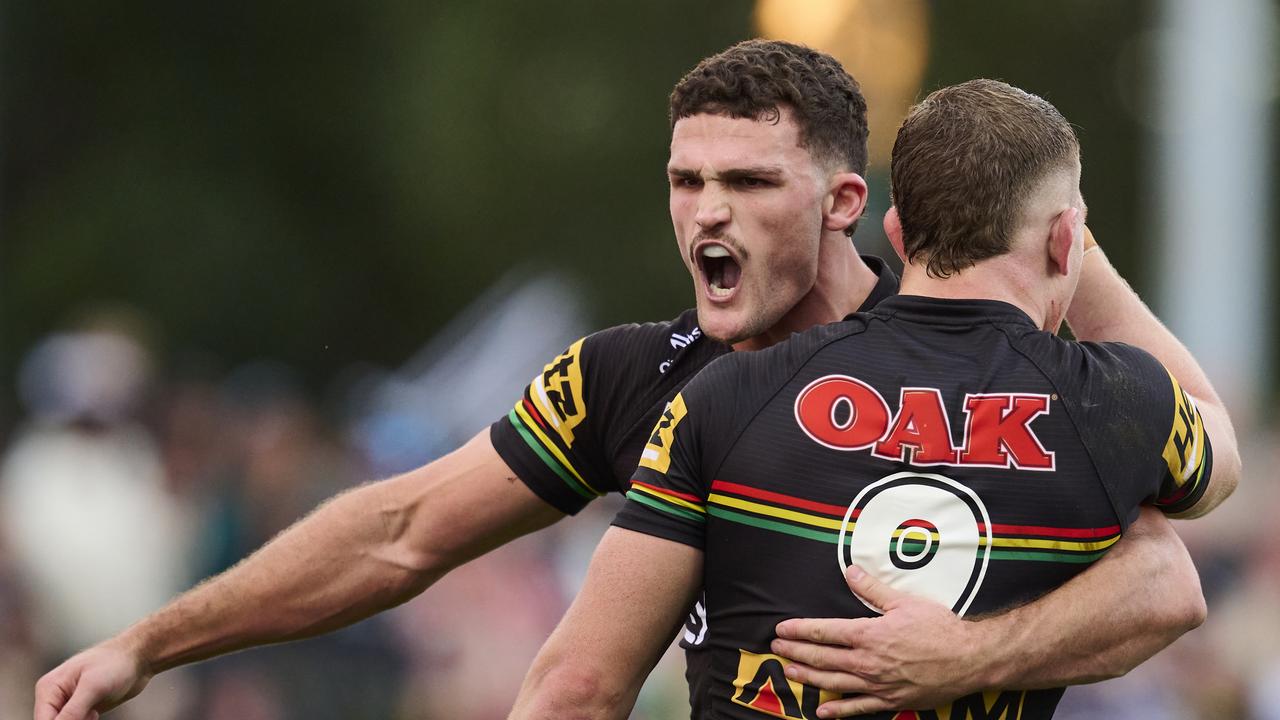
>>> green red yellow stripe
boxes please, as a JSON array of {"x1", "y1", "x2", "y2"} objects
[
  {"x1": 627, "y1": 481, "x2": 705, "y2": 523},
  {"x1": 704, "y1": 480, "x2": 1120, "y2": 563},
  {"x1": 507, "y1": 407, "x2": 601, "y2": 499}
]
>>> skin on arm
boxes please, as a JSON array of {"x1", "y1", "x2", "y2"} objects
[
  {"x1": 772, "y1": 506, "x2": 1205, "y2": 717},
  {"x1": 34, "y1": 430, "x2": 565, "y2": 720},
  {"x1": 510, "y1": 527, "x2": 701, "y2": 720}
]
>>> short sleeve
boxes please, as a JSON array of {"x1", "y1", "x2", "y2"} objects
[
  {"x1": 613, "y1": 390, "x2": 709, "y2": 549},
  {"x1": 1068, "y1": 343, "x2": 1214, "y2": 522},
  {"x1": 1149, "y1": 367, "x2": 1214, "y2": 514},
  {"x1": 489, "y1": 336, "x2": 615, "y2": 515}
]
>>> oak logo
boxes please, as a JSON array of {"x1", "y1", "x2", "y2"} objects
[
  {"x1": 794, "y1": 376, "x2": 1054, "y2": 471},
  {"x1": 532, "y1": 339, "x2": 587, "y2": 447},
  {"x1": 639, "y1": 394, "x2": 688, "y2": 474},
  {"x1": 732, "y1": 650, "x2": 838, "y2": 719}
]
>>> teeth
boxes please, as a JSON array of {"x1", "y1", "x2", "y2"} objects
[
  {"x1": 702, "y1": 245, "x2": 730, "y2": 258},
  {"x1": 709, "y1": 282, "x2": 733, "y2": 297}
]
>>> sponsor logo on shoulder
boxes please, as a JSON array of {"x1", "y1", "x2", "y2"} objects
[
  {"x1": 532, "y1": 339, "x2": 588, "y2": 447},
  {"x1": 659, "y1": 326, "x2": 703, "y2": 373},
  {"x1": 638, "y1": 394, "x2": 687, "y2": 473},
  {"x1": 1162, "y1": 372, "x2": 1207, "y2": 488},
  {"x1": 670, "y1": 327, "x2": 702, "y2": 349}
]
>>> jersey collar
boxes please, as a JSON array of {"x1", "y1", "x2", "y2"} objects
[
  {"x1": 854, "y1": 255, "x2": 900, "y2": 313},
  {"x1": 868, "y1": 294, "x2": 1039, "y2": 328}
]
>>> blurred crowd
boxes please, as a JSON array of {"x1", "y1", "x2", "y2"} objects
[{"x1": 0, "y1": 310, "x2": 1276, "y2": 720}]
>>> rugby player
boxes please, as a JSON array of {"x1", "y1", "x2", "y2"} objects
[
  {"x1": 36, "y1": 43, "x2": 1217, "y2": 720},
  {"x1": 509, "y1": 78, "x2": 1240, "y2": 720}
]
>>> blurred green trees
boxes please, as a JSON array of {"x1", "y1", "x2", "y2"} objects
[{"x1": 7, "y1": 0, "x2": 1264, "y2": 417}]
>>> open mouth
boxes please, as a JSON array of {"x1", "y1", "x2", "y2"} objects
[{"x1": 696, "y1": 243, "x2": 742, "y2": 301}]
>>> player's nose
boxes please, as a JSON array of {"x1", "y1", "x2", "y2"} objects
[{"x1": 694, "y1": 186, "x2": 731, "y2": 231}]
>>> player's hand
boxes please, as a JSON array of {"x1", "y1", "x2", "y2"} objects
[
  {"x1": 34, "y1": 639, "x2": 152, "y2": 720},
  {"x1": 771, "y1": 565, "x2": 988, "y2": 718}
]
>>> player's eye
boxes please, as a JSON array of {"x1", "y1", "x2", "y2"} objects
[
  {"x1": 671, "y1": 176, "x2": 702, "y2": 189},
  {"x1": 736, "y1": 176, "x2": 770, "y2": 188}
]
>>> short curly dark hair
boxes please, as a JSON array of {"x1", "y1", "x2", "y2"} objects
[{"x1": 669, "y1": 39, "x2": 869, "y2": 177}]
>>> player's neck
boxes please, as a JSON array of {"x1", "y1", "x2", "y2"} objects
[
  {"x1": 898, "y1": 256, "x2": 1056, "y2": 331},
  {"x1": 733, "y1": 240, "x2": 874, "y2": 352}
]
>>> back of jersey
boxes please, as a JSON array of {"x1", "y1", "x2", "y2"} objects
[{"x1": 619, "y1": 295, "x2": 1212, "y2": 720}]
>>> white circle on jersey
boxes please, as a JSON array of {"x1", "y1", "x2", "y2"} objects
[{"x1": 838, "y1": 471, "x2": 991, "y2": 617}]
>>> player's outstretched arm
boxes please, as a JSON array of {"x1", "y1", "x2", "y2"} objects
[
  {"x1": 771, "y1": 506, "x2": 1204, "y2": 717},
  {"x1": 35, "y1": 430, "x2": 564, "y2": 720},
  {"x1": 1065, "y1": 229, "x2": 1241, "y2": 517},
  {"x1": 510, "y1": 527, "x2": 700, "y2": 720}
]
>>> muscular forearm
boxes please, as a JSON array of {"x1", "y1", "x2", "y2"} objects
[
  {"x1": 976, "y1": 507, "x2": 1205, "y2": 689},
  {"x1": 118, "y1": 432, "x2": 561, "y2": 675},
  {"x1": 511, "y1": 529, "x2": 701, "y2": 720},
  {"x1": 118, "y1": 479, "x2": 418, "y2": 672},
  {"x1": 1066, "y1": 245, "x2": 1218, "y2": 407}
]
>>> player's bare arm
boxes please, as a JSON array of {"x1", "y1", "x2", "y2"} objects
[
  {"x1": 509, "y1": 527, "x2": 701, "y2": 720},
  {"x1": 1063, "y1": 228, "x2": 1241, "y2": 516},
  {"x1": 34, "y1": 431, "x2": 563, "y2": 720},
  {"x1": 773, "y1": 505, "x2": 1204, "y2": 717}
]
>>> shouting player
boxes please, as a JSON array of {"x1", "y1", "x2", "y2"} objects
[
  {"x1": 510, "y1": 78, "x2": 1239, "y2": 720},
  {"x1": 36, "y1": 44, "x2": 1222, "y2": 720}
]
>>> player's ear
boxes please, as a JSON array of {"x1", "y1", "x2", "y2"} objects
[
  {"x1": 824, "y1": 172, "x2": 868, "y2": 233},
  {"x1": 1048, "y1": 207, "x2": 1078, "y2": 277},
  {"x1": 884, "y1": 206, "x2": 908, "y2": 263}
]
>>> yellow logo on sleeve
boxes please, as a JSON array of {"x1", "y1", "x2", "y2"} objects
[
  {"x1": 1161, "y1": 372, "x2": 1207, "y2": 488},
  {"x1": 532, "y1": 338, "x2": 587, "y2": 448},
  {"x1": 639, "y1": 393, "x2": 688, "y2": 474}
]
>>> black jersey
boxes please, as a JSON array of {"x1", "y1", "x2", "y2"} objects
[
  {"x1": 489, "y1": 256, "x2": 899, "y2": 515},
  {"x1": 615, "y1": 295, "x2": 1214, "y2": 720},
  {"x1": 489, "y1": 256, "x2": 898, "y2": 716}
]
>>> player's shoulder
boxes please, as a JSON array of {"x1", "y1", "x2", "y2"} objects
[
  {"x1": 1011, "y1": 330, "x2": 1171, "y2": 396},
  {"x1": 582, "y1": 308, "x2": 724, "y2": 375},
  {"x1": 687, "y1": 318, "x2": 867, "y2": 401}
]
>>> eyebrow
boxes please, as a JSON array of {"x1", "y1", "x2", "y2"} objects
[{"x1": 666, "y1": 165, "x2": 786, "y2": 181}]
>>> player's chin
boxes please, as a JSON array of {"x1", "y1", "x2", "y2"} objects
[{"x1": 696, "y1": 303, "x2": 757, "y2": 345}]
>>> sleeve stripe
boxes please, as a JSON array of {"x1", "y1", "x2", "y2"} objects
[
  {"x1": 512, "y1": 402, "x2": 602, "y2": 495},
  {"x1": 1156, "y1": 438, "x2": 1212, "y2": 511},
  {"x1": 521, "y1": 396, "x2": 549, "y2": 430},
  {"x1": 507, "y1": 409, "x2": 600, "y2": 499},
  {"x1": 626, "y1": 490, "x2": 706, "y2": 523},
  {"x1": 630, "y1": 480, "x2": 703, "y2": 507},
  {"x1": 629, "y1": 483, "x2": 705, "y2": 514}
]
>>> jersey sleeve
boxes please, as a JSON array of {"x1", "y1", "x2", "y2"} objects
[
  {"x1": 1070, "y1": 343, "x2": 1215, "y2": 523},
  {"x1": 489, "y1": 335, "x2": 616, "y2": 515},
  {"x1": 613, "y1": 389, "x2": 707, "y2": 548},
  {"x1": 611, "y1": 349, "x2": 752, "y2": 549}
]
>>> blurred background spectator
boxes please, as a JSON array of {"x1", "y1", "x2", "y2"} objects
[{"x1": 1, "y1": 1, "x2": 1274, "y2": 718}]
